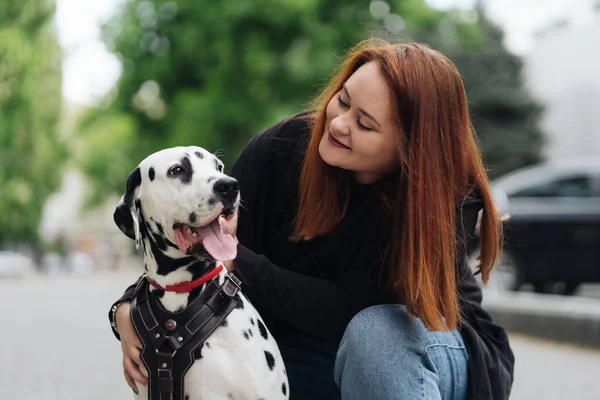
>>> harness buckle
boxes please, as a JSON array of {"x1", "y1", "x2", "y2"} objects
[
  {"x1": 222, "y1": 277, "x2": 240, "y2": 298},
  {"x1": 226, "y1": 273, "x2": 241, "y2": 292}
]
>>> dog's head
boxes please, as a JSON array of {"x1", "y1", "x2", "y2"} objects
[{"x1": 114, "y1": 146, "x2": 239, "y2": 262}]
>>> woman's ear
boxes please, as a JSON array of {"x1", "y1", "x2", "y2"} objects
[{"x1": 113, "y1": 167, "x2": 142, "y2": 248}]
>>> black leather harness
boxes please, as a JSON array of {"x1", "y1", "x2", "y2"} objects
[{"x1": 130, "y1": 273, "x2": 242, "y2": 400}]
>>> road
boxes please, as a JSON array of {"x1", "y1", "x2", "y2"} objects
[{"x1": 1, "y1": 271, "x2": 599, "y2": 399}]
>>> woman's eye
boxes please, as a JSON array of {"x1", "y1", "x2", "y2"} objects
[
  {"x1": 337, "y1": 95, "x2": 349, "y2": 108},
  {"x1": 169, "y1": 166, "x2": 184, "y2": 176},
  {"x1": 357, "y1": 119, "x2": 373, "y2": 132}
]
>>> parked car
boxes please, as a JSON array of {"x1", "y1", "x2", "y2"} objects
[
  {"x1": 470, "y1": 157, "x2": 600, "y2": 294},
  {"x1": 0, "y1": 251, "x2": 35, "y2": 278}
]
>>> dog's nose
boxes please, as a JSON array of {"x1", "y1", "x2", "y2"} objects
[{"x1": 213, "y1": 177, "x2": 240, "y2": 202}]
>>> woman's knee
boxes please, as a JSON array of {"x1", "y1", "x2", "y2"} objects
[
  {"x1": 334, "y1": 304, "x2": 468, "y2": 400},
  {"x1": 334, "y1": 305, "x2": 425, "y2": 386}
]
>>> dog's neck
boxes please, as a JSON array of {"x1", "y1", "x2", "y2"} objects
[{"x1": 139, "y1": 224, "x2": 223, "y2": 313}]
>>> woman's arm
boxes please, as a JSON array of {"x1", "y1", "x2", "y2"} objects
[
  {"x1": 234, "y1": 243, "x2": 384, "y2": 342},
  {"x1": 229, "y1": 114, "x2": 386, "y2": 343},
  {"x1": 108, "y1": 277, "x2": 143, "y2": 340}
]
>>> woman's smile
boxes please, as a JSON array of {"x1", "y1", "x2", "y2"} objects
[{"x1": 327, "y1": 131, "x2": 352, "y2": 150}]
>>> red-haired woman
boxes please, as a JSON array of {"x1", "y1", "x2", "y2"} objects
[{"x1": 111, "y1": 39, "x2": 514, "y2": 399}]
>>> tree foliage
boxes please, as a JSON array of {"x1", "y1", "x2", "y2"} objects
[
  {"x1": 78, "y1": 0, "x2": 544, "y2": 205},
  {"x1": 424, "y1": 10, "x2": 544, "y2": 178},
  {"x1": 0, "y1": 0, "x2": 66, "y2": 246}
]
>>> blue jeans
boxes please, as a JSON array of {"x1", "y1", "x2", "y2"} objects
[{"x1": 334, "y1": 305, "x2": 469, "y2": 400}]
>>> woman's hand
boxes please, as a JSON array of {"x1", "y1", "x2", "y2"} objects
[
  {"x1": 115, "y1": 301, "x2": 148, "y2": 391},
  {"x1": 220, "y1": 211, "x2": 239, "y2": 271}
]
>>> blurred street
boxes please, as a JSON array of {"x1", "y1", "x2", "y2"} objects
[{"x1": 1, "y1": 271, "x2": 599, "y2": 399}]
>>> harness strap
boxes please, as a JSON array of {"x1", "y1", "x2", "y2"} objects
[{"x1": 131, "y1": 273, "x2": 242, "y2": 400}]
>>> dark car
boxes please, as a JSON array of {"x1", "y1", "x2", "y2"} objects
[{"x1": 470, "y1": 158, "x2": 600, "y2": 294}]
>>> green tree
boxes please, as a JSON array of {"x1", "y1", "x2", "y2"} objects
[
  {"x1": 0, "y1": 0, "x2": 66, "y2": 246},
  {"x1": 76, "y1": 0, "x2": 451, "y2": 203},
  {"x1": 467, "y1": 13, "x2": 545, "y2": 178},
  {"x1": 403, "y1": 7, "x2": 545, "y2": 178},
  {"x1": 78, "y1": 0, "x2": 543, "y2": 205}
]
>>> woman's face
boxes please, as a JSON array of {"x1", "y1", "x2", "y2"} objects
[{"x1": 319, "y1": 61, "x2": 400, "y2": 184}]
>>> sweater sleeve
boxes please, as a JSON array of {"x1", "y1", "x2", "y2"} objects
[
  {"x1": 230, "y1": 116, "x2": 384, "y2": 343},
  {"x1": 456, "y1": 193, "x2": 515, "y2": 399},
  {"x1": 107, "y1": 275, "x2": 145, "y2": 340}
]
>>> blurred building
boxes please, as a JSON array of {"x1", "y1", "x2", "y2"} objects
[
  {"x1": 38, "y1": 104, "x2": 139, "y2": 272},
  {"x1": 524, "y1": 13, "x2": 600, "y2": 159}
]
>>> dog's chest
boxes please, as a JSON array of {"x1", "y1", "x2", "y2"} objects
[{"x1": 179, "y1": 294, "x2": 289, "y2": 399}]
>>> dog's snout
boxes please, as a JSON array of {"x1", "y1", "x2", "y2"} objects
[{"x1": 213, "y1": 177, "x2": 240, "y2": 202}]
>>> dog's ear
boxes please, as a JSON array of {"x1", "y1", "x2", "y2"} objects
[{"x1": 114, "y1": 167, "x2": 142, "y2": 249}]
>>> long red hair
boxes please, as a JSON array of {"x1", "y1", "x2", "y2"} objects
[{"x1": 292, "y1": 39, "x2": 500, "y2": 331}]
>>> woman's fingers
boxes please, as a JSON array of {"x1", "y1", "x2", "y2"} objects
[
  {"x1": 124, "y1": 355, "x2": 148, "y2": 385},
  {"x1": 131, "y1": 346, "x2": 143, "y2": 367},
  {"x1": 130, "y1": 333, "x2": 143, "y2": 349},
  {"x1": 124, "y1": 369, "x2": 138, "y2": 392},
  {"x1": 219, "y1": 214, "x2": 237, "y2": 236}
]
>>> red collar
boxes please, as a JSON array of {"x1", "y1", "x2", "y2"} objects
[{"x1": 146, "y1": 264, "x2": 224, "y2": 293}]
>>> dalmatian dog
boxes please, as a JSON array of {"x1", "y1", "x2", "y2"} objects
[{"x1": 113, "y1": 146, "x2": 289, "y2": 400}]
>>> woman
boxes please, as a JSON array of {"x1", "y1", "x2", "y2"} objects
[{"x1": 109, "y1": 39, "x2": 514, "y2": 399}]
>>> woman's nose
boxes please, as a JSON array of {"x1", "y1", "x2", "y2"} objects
[{"x1": 330, "y1": 115, "x2": 351, "y2": 136}]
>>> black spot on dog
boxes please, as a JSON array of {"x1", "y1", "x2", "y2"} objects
[
  {"x1": 234, "y1": 294, "x2": 244, "y2": 309},
  {"x1": 243, "y1": 331, "x2": 249, "y2": 340},
  {"x1": 114, "y1": 167, "x2": 141, "y2": 240},
  {"x1": 208, "y1": 197, "x2": 216, "y2": 206},
  {"x1": 248, "y1": 329, "x2": 253, "y2": 337},
  {"x1": 258, "y1": 319, "x2": 268, "y2": 340},
  {"x1": 150, "y1": 230, "x2": 168, "y2": 251},
  {"x1": 179, "y1": 156, "x2": 193, "y2": 184},
  {"x1": 168, "y1": 156, "x2": 194, "y2": 185},
  {"x1": 221, "y1": 319, "x2": 228, "y2": 327},
  {"x1": 195, "y1": 151, "x2": 204, "y2": 159},
  {"x1": 264, "y1": 350, "x2": 275, "y2": 370},
  {"x1": 226, "y1": 394, "x2": 234, "y2": 399},
  {"x1": 189, "y1": 212, "x2": 197, "y2": 224},
  {"x1": 205, "y1": 342, "x2": 211, "y2": 349},
  {"x1": 250, "y1": 318, "x2": 255, "y2": 326},
  {"x1": 145, "y1": 218, "x2": 177, "y2": 251},
  {"x1": 149, "y1": 167, "x2": 155, "y2": 181},
  {"x1": 125, "y1": 168, "x2": 142, "y2": 206},
  {"x1": 184, "y1": 396, "x2": 190, "y2": 400},
  {"x1": 194, "y1": 343, "x2": 204, "y2": 360},
  {"x1": 282, "y1": 382, "x2": 287, "y2": 396}
]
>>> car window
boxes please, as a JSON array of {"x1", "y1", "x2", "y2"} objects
[{"x1": 509, "y1": 175, "x2": 593, "y2": 198}]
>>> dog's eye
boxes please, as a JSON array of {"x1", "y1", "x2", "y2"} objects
[
  {"x1": 217, "y1": 164, "x2": 223, "y2": 172},
  {"x1": 168, "y1": 166, "x2": 185, "y2": 176}
]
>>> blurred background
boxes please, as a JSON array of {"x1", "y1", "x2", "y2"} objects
[{"x1": 1, "y1": 0, "x2": 599, "y2": 398}]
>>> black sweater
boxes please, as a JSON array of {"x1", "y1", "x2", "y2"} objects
[{"x1": 111, "y1": 112, "x2": 515, "y2": 399}]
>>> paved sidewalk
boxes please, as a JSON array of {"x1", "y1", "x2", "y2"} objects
[
  {"x1": 1, "y1": 272, "x2": 599, "y2": 399},
  {"x1": 509, "y1": 334, "x2": 600, "y2": 400}
]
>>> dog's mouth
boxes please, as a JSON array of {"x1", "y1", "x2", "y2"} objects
[{"x1": 172, "y1": 208, "x2": 236, "y2": 261}]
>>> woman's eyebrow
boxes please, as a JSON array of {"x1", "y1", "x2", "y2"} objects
[{"x1": 343, "y1": 83, "x2": 382, "y2": 129}]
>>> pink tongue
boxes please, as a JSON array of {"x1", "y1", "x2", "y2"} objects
[
  {"x1": 198, "y1": 219, "x2": 237, "y2": 261},
  {"x1": 174, "y1": 219, "x2": 237, "y2": 260}
]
